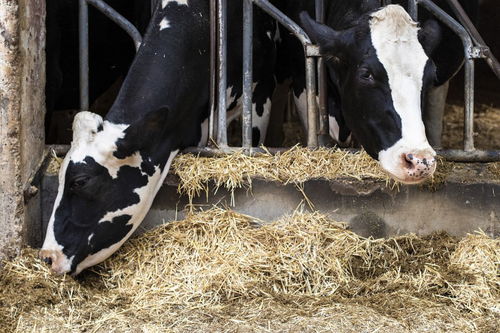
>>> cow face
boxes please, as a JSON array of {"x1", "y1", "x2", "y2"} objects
[
  {"x1": 40, "y1": 109, "x2": 178, "y2": 275},
  {"x1": 301, "y1": 5, "x2": 442, "y2": 184}
]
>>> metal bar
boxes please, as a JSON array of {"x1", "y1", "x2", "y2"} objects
[
  {"x1": 242, "y1": 0, "x2": 253, "y2": 149},
  {"x1": 417, "y1": 0, "x2": 476, "y2": 151},
  {"x1": 408, "y1": 0, "x2": 418, "y2": 20},
  {"x1": 86, "y1": 0, "x2": 142, "y2": 51},
  {"x1": 463, "y1": 58, "x2": 475, "y2": 151},
  {"x1": 79, "y1": 0, "x2": 89, "y2": 110},
  {"x1": 316, "y1": 0, "x2": 329, "y2": 146},
  {"x1": 217, "y1": 0, "x2": 228, "y2": 147},
  {"x1": 252, "y1": 0, "x2": 318, "y2": 147},
  {"x1": 444, "y1": 0, "x2": 485, "y2": 46},
  {"x1": 305, "y1": 56, "x2": 319, "y2": 147},
  {"x1": 183, "y1": 148, "x2": 500, "y2": 162},
  {"x1": 151, "y1": 0, "x2": 159, "y2": 16},
  {"x1": 208, "y1": 0, "x2": 217, "y2": 145},
  {"x1": 483, "y1": 49, "x2": 500, "y2": 80},
  {"x1": 49, "y1": 144, "x2": 500, "y2": 162},
  {"x1": 444, "y1": 0, "x2": 500, "y2": 79},
  {"x1": 437, "y1": 149, "x2": 500, "y2": 162},
  {"x1": 252, "y1": 0, "x2": 311, "y2": 45}
]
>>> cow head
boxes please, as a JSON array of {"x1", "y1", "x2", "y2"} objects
[
  {"x1": 40, "y1": 109, "x2": 178, "y2": 275},
  {"x1": 301, "y1": 5, "x2": 442, "y2": 184}
]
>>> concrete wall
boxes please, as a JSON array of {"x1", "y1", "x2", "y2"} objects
[{"x1": 0, "y1": 0, "x2": 46, "y2": 262}]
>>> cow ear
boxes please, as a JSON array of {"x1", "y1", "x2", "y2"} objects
[
  {"x1": 418, "y1": 19, "x2": 442, "y2": 56},
  {"x1": 114, "y1": 106, "x2": 170, "y2": 159},
  {"x1": 300, "y1": 11, "x2": 351, "y2": 61}
]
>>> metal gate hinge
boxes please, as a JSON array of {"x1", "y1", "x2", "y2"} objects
[
  {"x1": 306, "y1": 44, "x2": 322, "y2": 57},
  {"x1": 468, "y1": 46, "x2": 489, "y2": 59}
]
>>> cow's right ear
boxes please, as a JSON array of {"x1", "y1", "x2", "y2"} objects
[
  {"x1": 300, "y1": 11, "x2": 352, "y2": 62},
  {"x1": 114, "y1": 106, "x2": 170, "y2": 158}
]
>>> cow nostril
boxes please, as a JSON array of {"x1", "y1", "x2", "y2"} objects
[
  {"x1": 403, "y1": 154, "x2": 415, "y2": 170},
  {"x1": 43, "y1": 257, "x2": 53, "y2": 266}
]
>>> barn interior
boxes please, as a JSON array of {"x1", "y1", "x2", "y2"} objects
[
  {"x1": 0, "y1": 0, "x2": 498, "y2": 332},
  {"x1": 44, "y1": 0, "x2": 500, "y2": 149}
]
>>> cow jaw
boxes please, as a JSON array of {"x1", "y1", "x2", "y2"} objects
[
  {"x1": 74, "y1": 150, "x2": 178, "y2": 275},
  {"x1": 370, "y1": 5, "x2": 436, "y2": 183},
  {"x1": 41, "y1": 111, "x2": 179, "y2": 275}
]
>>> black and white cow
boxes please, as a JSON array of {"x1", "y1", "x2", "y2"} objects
[
  {"x1": 40, "y1": 0, "x2": 278, "y2": 275},
  {"x1": 277, "y1": 0, "x2": 476, "y2": 182}
]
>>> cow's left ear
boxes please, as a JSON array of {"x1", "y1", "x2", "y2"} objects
[
  {"x1": 300, "y1": 11, "x2": 352, "y2": 61},
  {"x1": 114, "y1": 106, "x2": 170, "y2": 158},
  {"x1": 418, "y1": 19, "x2": 442, "y2": 56}
]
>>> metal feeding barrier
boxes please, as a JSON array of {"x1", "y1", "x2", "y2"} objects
[{"x1": 75, "y1": 0, "x2": 500, "y2": 162}]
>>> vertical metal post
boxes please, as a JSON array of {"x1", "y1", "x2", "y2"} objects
[
  {"x1": 217, "y1": 0, "x2": 228, "y2": 147},
  {"x1": 464, "y1": 58, "x2": 475, "y2": 151},
  {"x1": 305, "y1": 56, "x2": 318, "y2": 148},
  {"x1": 242, "y1": 0, "x2": 253, "y2": 149},
  {"x1": 315, "y1": 0, "x2": 329, "y2": 146},
  {"x1": 408, "y1": 0, "x2": 418, "y2": 20},
  {"x1": 151, "y1": 0, "x2": 159, "y2": 15},
  {"x1": 79, "y1": 0, "x2": 89, "y2": 110},
  {"x1": 209, "y1": 0, "x2": 218, "y2": 145}
]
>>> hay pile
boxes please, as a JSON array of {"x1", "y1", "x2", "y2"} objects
[
  {"x1": 172, "y1": 147, "x2": 456, "y2": 204},
  {"x1": 443, "y1": 103, "x2": 500, "y2": 150},
  {"x1": 172, "y1": 147, "x2": 394, "y2": 204},
  {"x1": 1, "y1": 208, "x2": 498, "y2": 332}
]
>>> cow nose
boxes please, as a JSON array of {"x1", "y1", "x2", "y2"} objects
[
  {"x1": 39, "y1": 249, "x2": 70, "y2": 274},
  {"x1": 402, "y1": 152, "x2": 436, "y2": 181}
]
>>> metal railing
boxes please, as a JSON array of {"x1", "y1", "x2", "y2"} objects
[
  {"x1": 407, "y1": 0, "x2": 500, "y2": 161},
  {"x1": 74, "y1": 0, "x2": 500, "y2": 162},
  {"x1": 78, "y1": 0, "x2": 143, "y2": 110}
]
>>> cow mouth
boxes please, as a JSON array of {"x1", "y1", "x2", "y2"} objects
[
  {"x1": 39, "y1": 249, "x2": 74, "y2": 275},
  {"x1": 380, "y1": 154, "x2": 437, "y2": 184}
]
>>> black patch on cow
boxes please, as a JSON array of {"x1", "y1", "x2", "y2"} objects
[
  {"x1": 140, "y1": 159, "x2": 156, "y2": 177},
  {"x1": 89, "y1": 215, "x2": 133, "y2": 255},
  {"x1": 54, "y1": 156, "x2": 148, "y2": 271},
  {"x1": 252, "y1": 127, "x2": 261, "y2": 147}
]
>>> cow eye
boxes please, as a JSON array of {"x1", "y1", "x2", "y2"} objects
[
  {"x1": 359, "y1": 69, "x2": 374, "y2": 82},
  {"x1": 70, "y1": 176, "x2": 90, "y2": 190}
]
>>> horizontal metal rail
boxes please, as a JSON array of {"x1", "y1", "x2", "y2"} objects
[{"x1": 50, "y1": 144, "x2": 500, "y2": 163}]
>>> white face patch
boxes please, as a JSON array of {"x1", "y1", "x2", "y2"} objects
[
  {"x1": 369, "y1": 5, "x2": 435, "y2": 182},
  {"x1": 159, "y1": 17, "x2": 171, "y2": 31},
  {"x1": 162, "y1": 0, "x2": 188, "y2": 9},
  {"x1": 74, "y1": 150, "x2": 179, "y2": 275},
  {"x1": 69, "y1": 115, "x2": 141, "y2": 179}
]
